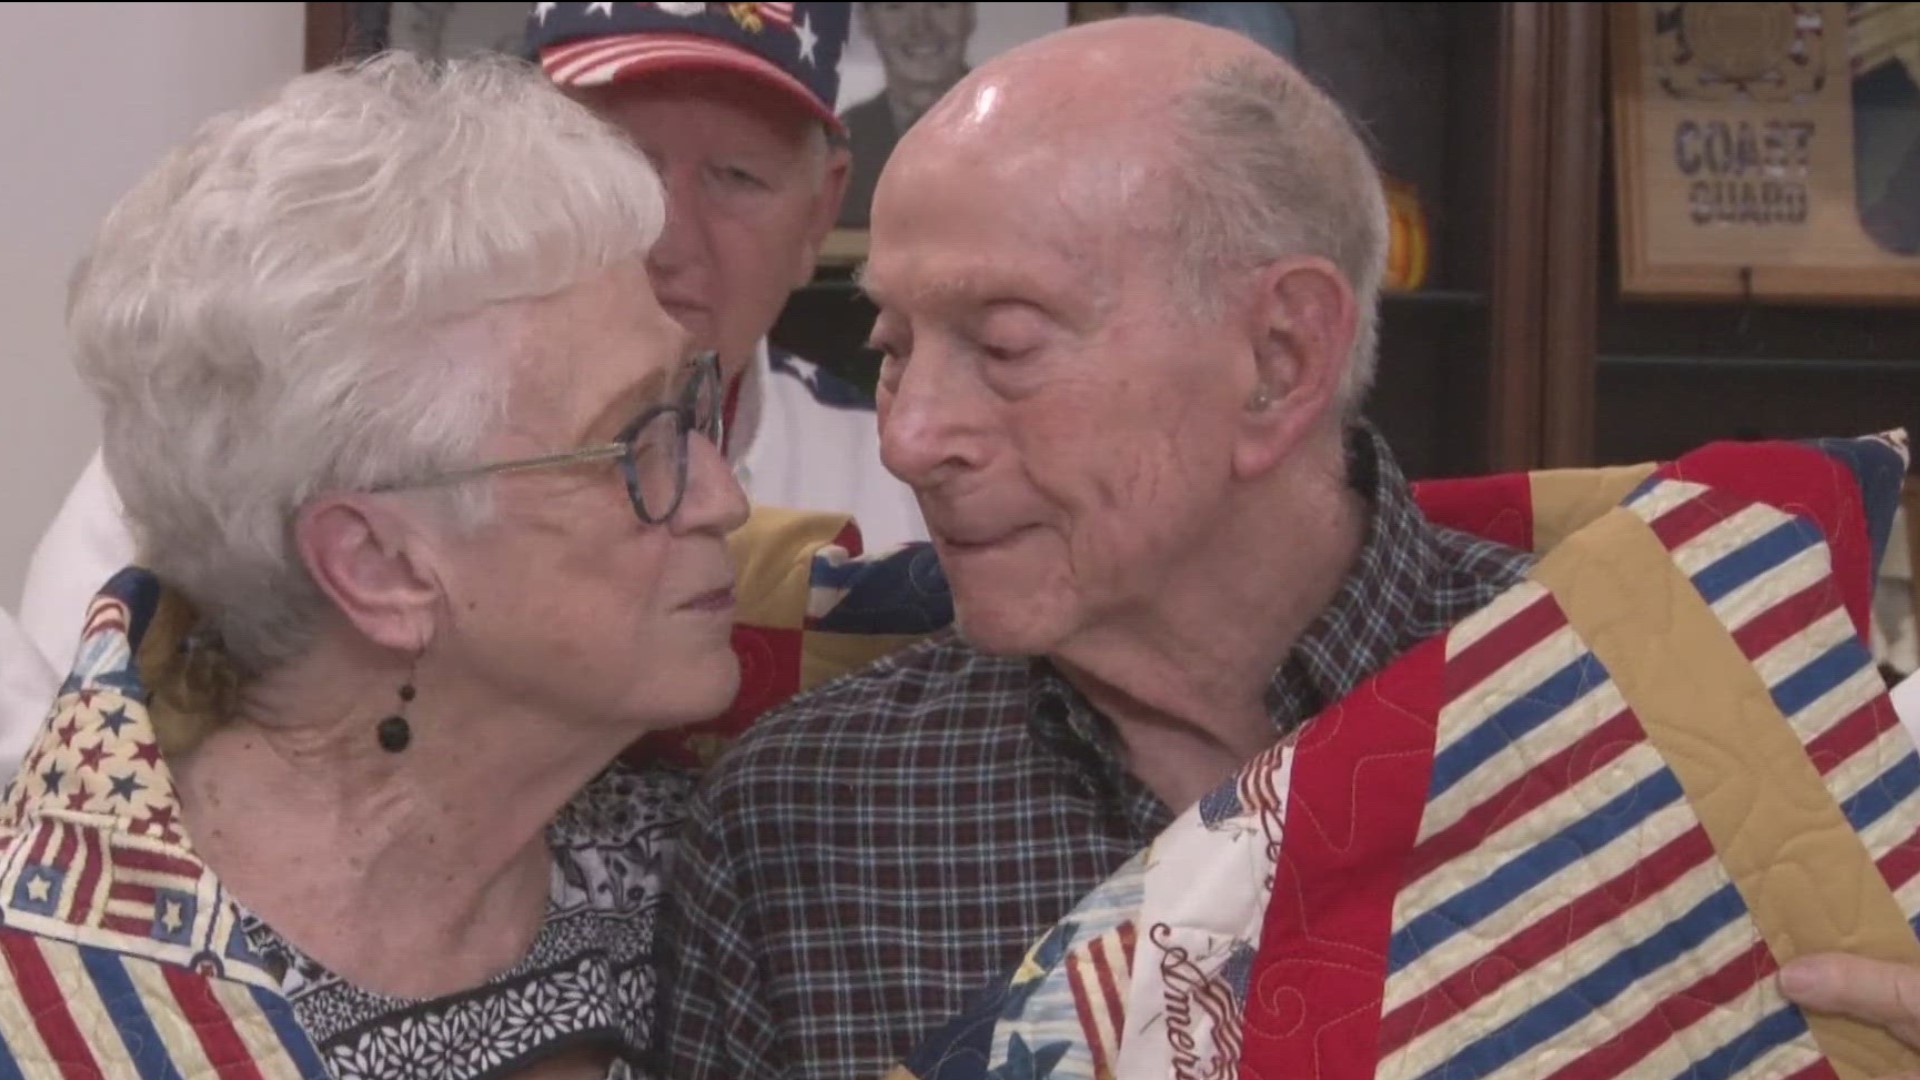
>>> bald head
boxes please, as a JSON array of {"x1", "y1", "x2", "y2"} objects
[
  {"x1": 913, "y1": 15, "x2": 1287, "y2": 147},
  {"x1": 876, "y1": 13, "x2": 1391, "y2": 410}
]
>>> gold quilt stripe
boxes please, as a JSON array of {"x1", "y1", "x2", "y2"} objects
[
  {"x1": 1531, "y1": 507, "x2": 1920, "y2": 1080},
  {"x1": 1526, "y1": 462, "x2": 1659, "y2": 555},
  {"x1": 728, "y1": 506, "x2": 856, "y2": 629}
]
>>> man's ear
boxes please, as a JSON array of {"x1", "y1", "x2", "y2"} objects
[
  {"x1": 293, "y1": 495, "x2": 442, "y2": 655},
  {"x1": 1232, "y1": 256, "x2": 1358, "y2": 480},
  {"x1": 796, "y1": 142, "x2": 853, "y2": 289}
]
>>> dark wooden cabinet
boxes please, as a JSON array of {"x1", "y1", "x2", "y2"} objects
[{"x1": 1571, "y1": 5, "x2": 1919, "y2": 470}]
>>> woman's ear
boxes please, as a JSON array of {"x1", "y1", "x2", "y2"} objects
[
  {"x1": 294, "y1": 495, "x2": 441, "y2": 654},
  {"x1": 1232, "y1": 256, "x2": 1358, "y2": 480}
]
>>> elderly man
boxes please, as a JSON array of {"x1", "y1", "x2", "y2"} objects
[
  {"x1": 658, "y1": 15, "x2": 1534, "y2": 1079},
  {"x1": 659, "y1": 14, "x2": 1920, "y2": 1079},
  {"x1": 6, "y1": 0, "x2": 925, "y2": 740}
]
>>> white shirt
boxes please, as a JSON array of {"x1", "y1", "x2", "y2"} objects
[
  {"x1": 2, "y1": 340, "x2": 925, "y2": 742},
  {"x1": 1900, "y1": 673, "x2": 1920, "y2": 749},
  {"x1": 0, "y1": 608, "x2": 56, "y2": 780},
  {"x1": 731, "y1": 341, "x2": 926, "y2": 554}
]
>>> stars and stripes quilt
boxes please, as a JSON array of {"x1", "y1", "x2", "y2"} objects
[
  {"x1": 0, "y1": 572, "x2": 327, "y2": 1078},
  {"x1": 890, "y1": 430, "x2": 1919, "y2": 1080}
]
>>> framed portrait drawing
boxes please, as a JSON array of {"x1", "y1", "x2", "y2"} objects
[
  {"x1": 823, "y1": 3, "x2": 1073, "y2": 262},
  {"x1": 1609, "y1": 2, "x2": 1920, "y2": 303}
]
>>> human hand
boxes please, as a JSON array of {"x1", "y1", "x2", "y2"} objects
[{"x1": 1781, "y1": 953, "x2": 1920, "y2": 1058}]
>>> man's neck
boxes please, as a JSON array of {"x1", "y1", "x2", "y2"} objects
[
  {"x1": 171, "y1": 646, "x2": 633, "y2": 998},
  {"x1": 721, "y1": 341, "x2": 764, "y2": 464},
  {"x1": 1053, "y1": 462, "x2": 1369, "y2": 813}
]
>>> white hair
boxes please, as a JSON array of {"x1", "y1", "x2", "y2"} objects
[
  {"x1": 67, "y1": 51, "x2": 667, "y2": 675},
  {"x1": 1167, "y1": 57, "x2": 1390, "y2": 413}
]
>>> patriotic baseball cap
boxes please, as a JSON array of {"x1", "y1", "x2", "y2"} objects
[{"x1": 527, "y1": 3, "x2": 852, "y2": 135}]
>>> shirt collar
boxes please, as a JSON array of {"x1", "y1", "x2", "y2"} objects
[{"x1": 1264, "y1": 421, "x2": 1449, "y2": 727}]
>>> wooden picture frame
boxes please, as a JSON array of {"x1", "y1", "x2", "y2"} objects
[{"x1": 1608, "y1": 2, "x2": 1920, "y2": 304}]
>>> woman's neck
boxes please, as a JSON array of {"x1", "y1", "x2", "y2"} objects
[{"x1": 170, "y1": 651, "x2": 627, "y2": 999}]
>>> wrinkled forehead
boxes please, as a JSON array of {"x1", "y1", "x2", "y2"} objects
[{"x1": 865, "y1": 157, "x2": 1168, "y2": 315}]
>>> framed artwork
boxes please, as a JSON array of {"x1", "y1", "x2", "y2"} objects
[
  {"x1": 823, "y1": 3, "x2": 1074, "y2": 263},
  {"x1": 305, "y1": 3, "x2": 533, "y2": 69},
  {"x1": 1609, "y1": 2, "x2": 1920, "y2": 304}
]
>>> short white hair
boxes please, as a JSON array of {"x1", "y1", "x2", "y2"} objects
[
  {"x1": 68, "y1": 51, "x2": 666, "y2": 675},
  {"x1": 1166, "y1": 58, "x2": 1390, "y2": 412}
]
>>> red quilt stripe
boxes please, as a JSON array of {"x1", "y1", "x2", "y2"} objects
[
  {"x1": 1805, "y1": 698, "x2": 1902, "y2": 779},
  {"x1": 110, "y1": 846, "x2": 202, "y2": 879},
  {"x1": 1644, "y1": 488, "x2": 1743, "y2": 551},
  {"x1": 1539, "y1": 936, "x2": 1780, "y2": 1080},
  {"x1": 69, "y1": 828, "x2": 105, "y2": 923},
  {"x1": 50, "y1": 820, "x2": 77, "y2": 875},
  {"x1": 108, "y1": 884, "x2": 155, "y2": 906},
  {"x1": 1406, "y1": 706, "x2": 1642, "y2": 887},
  {"x1": 101, "y1": 914, "x2": 152, "y2": 938},
  {"x1": 1441, "y1": 592, "x2": 1565, "y2": 707},
  {"x1": 1067, "y1": 953, "x2": 1112, "y2": 1079},
  {"x1": 1090, "y1": 937, "x2": 1126, "y2": 1045},
  {"x1": 1380, "y1": 827, "x2": 1715, "y2": 1054},
  {"x1": 831, "y1": 519, "x2": 865, "y2": 559},
  {"x1": 1730, "y1": 580, "x2": 1845, "y2": 663},
  {"x1": 1067, "y1": 934, "x2": 1129, "y2": 1078},
  {"x1": 1239, "y1": 637, "x2": 1443, "y2": 1080},
  {"x1": 0, "y1": 930, "x2": 105, "y2": 1079},
  {"x1": 1878, "y1": 827, "x2": 1920, "y2": 895},
  {"x1": 26, "y1": 820, "x2": 55, "y2": 867},
  {"x1": 1653, "y1": 442, "x2": 1877, "y2": 640},
  {"x1": 162, "y1": 965, "x2": 268, "y2": 1080}
]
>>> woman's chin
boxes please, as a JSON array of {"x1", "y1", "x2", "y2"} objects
[{"x1": 633, "y1": 654, "x2": 742, "y2": 733}]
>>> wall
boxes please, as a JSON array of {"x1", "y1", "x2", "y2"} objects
[{"x1": 0, "y1": 2, "x2": 304, "y2": 608}]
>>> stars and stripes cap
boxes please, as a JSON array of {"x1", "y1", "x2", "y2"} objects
[{"x1": 527, "y1": 3, "x2": 852, "y2": 135}]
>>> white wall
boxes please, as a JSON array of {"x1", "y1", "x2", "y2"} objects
[{"x1": 0, "y1": 3, "x2": 303, "y2": 608}]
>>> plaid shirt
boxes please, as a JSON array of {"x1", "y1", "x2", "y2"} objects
[{"x1": 656, "y1": 425, "x2": 1535, "y2": 1080}]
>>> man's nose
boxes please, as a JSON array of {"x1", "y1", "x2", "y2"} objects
[
  {"x1": 647, "y1": 170, "x2": 712, "y2": 279},
  {"x1": 878, "y1": 350, "x2": 985, "y2": 490}
]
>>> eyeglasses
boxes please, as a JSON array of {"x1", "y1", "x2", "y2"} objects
[{"x1": 372, "y1": 351, "x2": 724, "y2": 525}]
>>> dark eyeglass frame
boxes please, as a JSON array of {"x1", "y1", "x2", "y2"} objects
[{"x1": 371, "y1": 350, "x2": 724, "y2": 525}]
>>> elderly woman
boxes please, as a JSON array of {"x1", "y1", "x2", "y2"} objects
[{"x1": 0, "y1": 52, "x2": 743, "y2": 1080}]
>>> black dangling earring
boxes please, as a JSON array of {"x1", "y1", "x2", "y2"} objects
[{"x1": 377, "y1": 679, "x2": 415, "y2": 753}]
